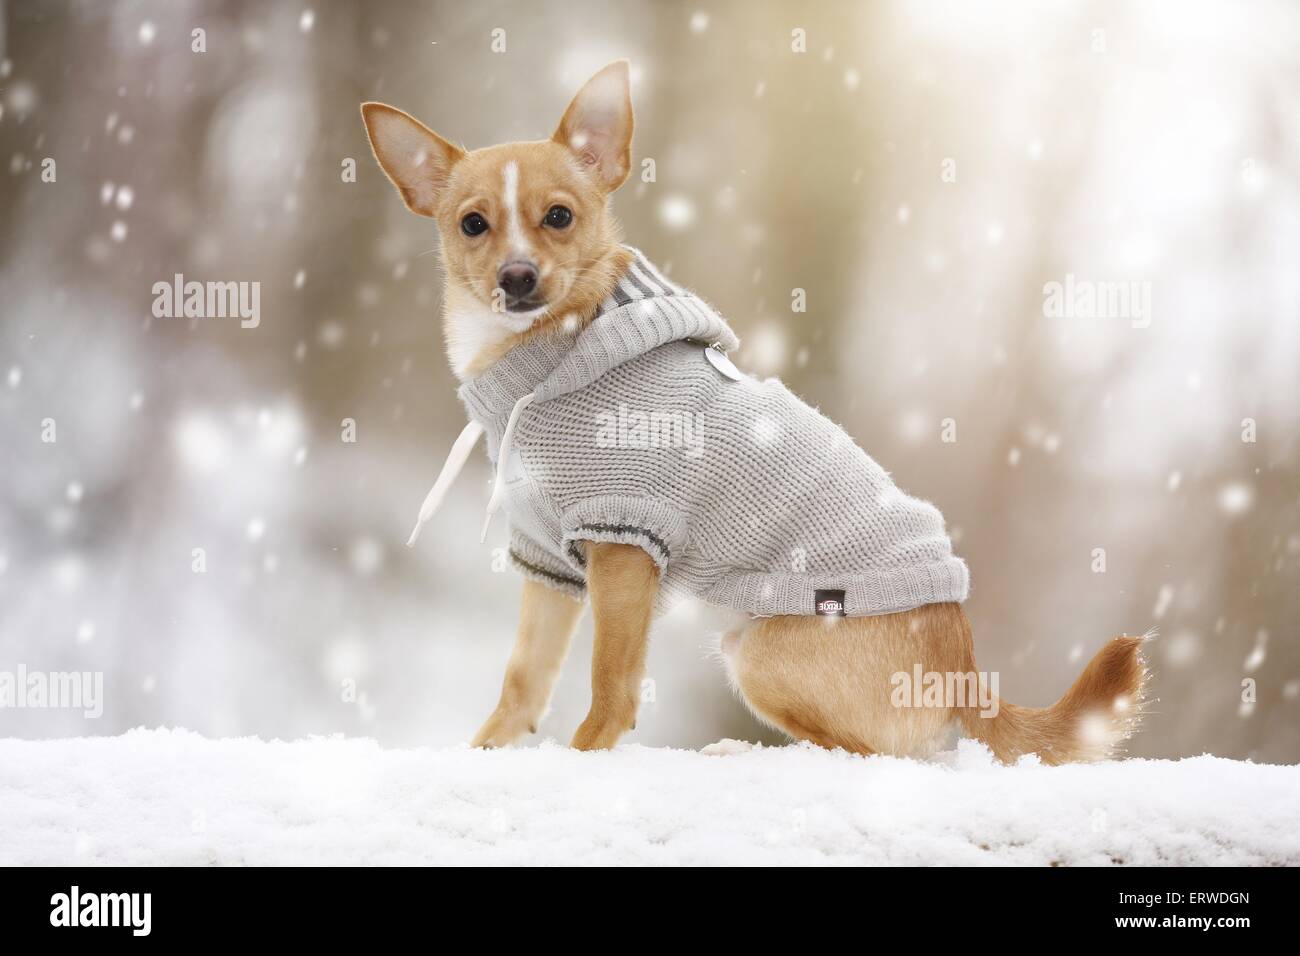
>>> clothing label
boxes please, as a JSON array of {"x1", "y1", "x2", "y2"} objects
[{"x1": 814, "y1": 589, "x2": 847, "y2": 616}]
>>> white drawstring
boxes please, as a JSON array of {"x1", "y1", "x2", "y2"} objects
[
  {"x1": 405, "y1": 419, "x2": 484, "y2": 547},
  {"x1": 480, "y1": 392, "x2": 536, "y2": 543}
]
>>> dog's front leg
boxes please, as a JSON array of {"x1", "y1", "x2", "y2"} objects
[
  {"x1": 471, "y1": 579, "x2": 585, "y2": 748},
  {"x1": 570, "y1": 541, "x2": 659, "y2": 751}
]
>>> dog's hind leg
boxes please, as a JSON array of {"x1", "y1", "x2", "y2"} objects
[
  {"x1": 471, "y1": 578, "x2": 586, "y2": 748},
  {"x1": 719, "y1": 604, "x2": 975, "y2": 757}
]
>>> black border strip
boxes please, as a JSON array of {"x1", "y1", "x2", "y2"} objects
[{"x1": 4, "y1": 866, "x2": 1286, "y2": 936}]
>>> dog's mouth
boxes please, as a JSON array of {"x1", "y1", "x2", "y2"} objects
[{"x1": 505, "y1": 297, "x2": 547, "y2": 315}]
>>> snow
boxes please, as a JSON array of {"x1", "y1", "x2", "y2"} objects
[{"x1": 2, "y1": 729, "x2": 1297, "y2": 866}]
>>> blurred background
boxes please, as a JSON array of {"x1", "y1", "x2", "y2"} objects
[{"x1": 1, "y1": 0, "x2": 1297, "y2": 762}]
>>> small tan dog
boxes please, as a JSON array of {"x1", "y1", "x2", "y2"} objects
[{"x1": 361, "y1": 62, "x2": 1147, "y2": 761}]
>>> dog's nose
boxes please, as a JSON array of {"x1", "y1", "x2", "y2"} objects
[{"x1": 497, "y1": 262, "x2": 538, "y2": 299}]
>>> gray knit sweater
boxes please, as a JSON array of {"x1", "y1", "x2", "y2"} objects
[{"x1": 454, "y1": 248, "x2": 969, "y2": 617}]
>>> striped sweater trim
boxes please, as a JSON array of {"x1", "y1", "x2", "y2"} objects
[
  {"x1": 457, "y1": 249, "x2": 737, "y2": 418},
  {"x1": 508, "y1": 547, "x2": 586, "y2": 591},
  {"x1": 594, "y1": 247, "x2": 684, "y2": 317}
]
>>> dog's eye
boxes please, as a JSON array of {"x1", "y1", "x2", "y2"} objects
[
  {"x1": 543, "y1": 205, "x2": 573, "y2": 229},
  {"x1": 461, "y1": 213, "x2": 489, "y2": 237}
]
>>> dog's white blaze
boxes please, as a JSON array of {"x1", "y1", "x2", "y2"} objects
[{"x1": 502, "y1": 160, "x2": 529, "y2": 256}]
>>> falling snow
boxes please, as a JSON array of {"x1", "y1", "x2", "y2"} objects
[{"x1": 0, "y1": 3, "x2": 1295, "y2": 799}]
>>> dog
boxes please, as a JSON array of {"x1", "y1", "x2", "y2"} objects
[{"x1": 361, "y1": 61, "x2": 1147, "y2": 761}]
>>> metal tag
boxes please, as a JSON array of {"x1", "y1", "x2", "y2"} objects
[{"x1": 704, "y1": 346, "x2": 744, "y2": 381}]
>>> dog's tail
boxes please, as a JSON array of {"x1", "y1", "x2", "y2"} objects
[{"x1": 959, "y1": 633, "x2": 1150, "y2": 765}]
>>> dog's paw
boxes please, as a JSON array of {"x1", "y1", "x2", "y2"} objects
[
  {"x1": 700, "y1": 738, "x2": 758, "y2": 756},
  {"x1": 470, "y1": 707, "x2": 537, "y2": 749},
  {"x1": 569, "y1": 711, "x2": 633, "y2": 751}
]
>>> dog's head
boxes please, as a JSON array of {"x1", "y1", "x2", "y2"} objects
[{"x1": 361, "y1": 61, "x2": 633, "y2": 337}]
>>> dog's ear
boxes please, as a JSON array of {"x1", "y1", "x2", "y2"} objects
[
  {"x1": 553, "y1": 60, "x2": 634, "y2": 192},
  {"x1": 360, "y1": 102, "x2": 465, "y2": 218}
]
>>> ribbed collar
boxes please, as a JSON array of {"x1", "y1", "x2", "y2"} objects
[{"x1": 457, "y1": 251, "x2": 740, "y2": 424}]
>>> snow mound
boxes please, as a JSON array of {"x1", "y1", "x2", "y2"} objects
[{"x1": 1, "y1": 729, "x2": 1296, "y2": 865}]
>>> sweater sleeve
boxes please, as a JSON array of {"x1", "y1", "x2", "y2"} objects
[
  {"x1": 559, "y1": 495, "x2": 688, "y2": 577},
  {"x1": 508, "y1": 527, "x2": 587, "y2": 599}
]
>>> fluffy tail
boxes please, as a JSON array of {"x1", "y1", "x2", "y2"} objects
[{"x1": 960, "y1": 634, "x2": 1150, "y2": 765}]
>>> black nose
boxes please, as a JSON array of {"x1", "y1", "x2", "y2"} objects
[{"x1": 497, "y1": 262, "x2": 538, "y2": 299}]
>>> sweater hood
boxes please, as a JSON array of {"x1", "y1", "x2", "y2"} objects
[{"x1": 458, "y1": 247, "x2": 740, "y2": 423}]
